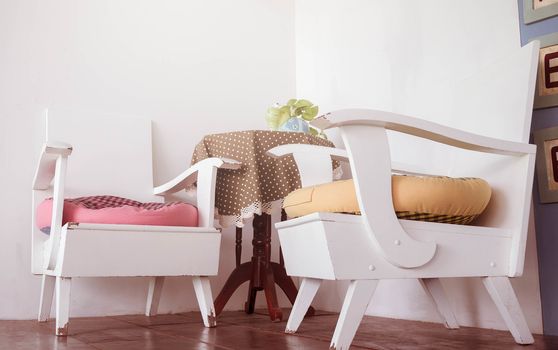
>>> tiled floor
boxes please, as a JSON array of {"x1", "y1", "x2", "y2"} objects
[{"x1": 1, "y1": 310, "x2": 558, "y2": 350}]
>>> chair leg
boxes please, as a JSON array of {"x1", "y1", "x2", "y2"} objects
[
  {"x1": 145, "y1": 276, "x2": 165, "y2": 316},
  {"x1": 285, "y1": 278, "x2": 322, "y2": 334},
  {"x1": 192, "y1": 276, "x2": 217, "y2": 328},
  {"x1": 330, "y1": 280, "x2": 378, "y2": 350},
  {"x1": 38, "y1": 275, "x2": 55, "y2": 322},
  {"x1": 419, "y1": 278, "x2": 459, "y2": 329},
  {"x1": 482, "y1": 276, "x2": 534, "y2": 344},
  {"x1": 55, "y1": 277, "x2": 71, "y2": 336}
]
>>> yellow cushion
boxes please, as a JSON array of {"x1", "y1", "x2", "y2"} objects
[{"x1": 283, "y1": 176, "x2": 492, "y2": 225}]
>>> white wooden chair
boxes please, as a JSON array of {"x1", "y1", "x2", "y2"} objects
[
  {"x1": 269, "y1": 41, "x2": 540, "y2": 349},
  {"x1": 32, "y1": 109, "x2": 240, "y2": 335}
]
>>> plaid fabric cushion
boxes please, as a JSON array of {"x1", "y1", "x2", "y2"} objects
[
  {"x1": 395, "y1": 211, "x2": 478, "y2": 225},
  {"x1": 345, "y1": 211, "x2": 478, "y2": 225},
  {"x1": 37, "y1": 196, "x2": 198, "y2": 234},
  {"x1": 63, "y1": 195, "x2": 182, "y2": 210}
]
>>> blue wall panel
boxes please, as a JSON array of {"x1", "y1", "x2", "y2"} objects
[{"x1": 517, "y1": 0, "x2": 558, "y2": 336}]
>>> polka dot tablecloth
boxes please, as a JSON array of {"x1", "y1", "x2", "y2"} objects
[{"x1": 190, "y1": 130, "x2": 338, "y2": 228}]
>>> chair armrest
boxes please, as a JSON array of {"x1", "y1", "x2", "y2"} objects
[
  {"x1": 312, "y1": 109, "x2": 536, "y2": 156},
  {"x1": 267, "y1": 144, "x2": 347, "y2": 187},
  {"x1": 32, "y1": 142, "x2": 73, "y2": 190},
  {"x1": 154, "y1": 157, "x2": 241, "y2": 228},
  {"x1": 307, "y1": 109, "x2": 536, "y2": 269},
  {"x1": 268, "y1": 144, "x2": 349, "y2": 162},
  {"x1": 32, "y1": 141, "x2": 72, "y2": 271},
  {"x1": 153, "y1": 157, "x2": 241, "y2": 196}
]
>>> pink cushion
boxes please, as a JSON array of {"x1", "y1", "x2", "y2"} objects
[{"x1": 37, "y1": 195, "x2": 198, "y2": 234}]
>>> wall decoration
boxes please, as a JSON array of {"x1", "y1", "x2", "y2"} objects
[
  {"x1": 524, "y1": 0, "x2": 558, "y2": 23},
  {"x1": 532, "y1": 33, "x2": 558, "y2": 109},
  {"x1": 534, "y1": 126, "x2": 558, "y2": 202}
]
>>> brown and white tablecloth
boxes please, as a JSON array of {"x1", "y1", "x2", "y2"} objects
[{"x1": 189, "y1": 130, "x2": 339, "y2": 228}]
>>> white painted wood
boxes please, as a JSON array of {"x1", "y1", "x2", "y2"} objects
[
  {"x1": 391, "y1": 162, "x2": 444, "y2": 177},
  {"x1": 275, "y1": 41, "x2": 539, "y2": 346},
  {"x1": 32, "y1": 142, "x2": 73, "y2": 191},
  {"x1": 145, "y1": 276, "x2": 165, "y2": 316},
  {"x1": 55, "y1": 277, "x2": 71, "y2": 336},
  {"x1": 330, "y1": 280, "x2": 378, "y2": 350},
  {"x1": 31, "y1": 110, "x2": 226, "y2": 333},
  {"x1": 268, "y1": 144, "x2": 349, "y2": 162},
  {"x1": 154, "y1": 157, "x2": 241, "y2": 227},
  {"x1": 153, "y1": 157, "x2": 241, "y2": 195},
  {"x1": 55, "y1": 224, "x2": 221, "y2": 277},
  {"x1": 285, "y1": 278, "x2": 322, "y2": 333},
  {"x1": 482, "y1": 277, "x2": 534, "y2": 344},
  {"x1": 65, "y1": 222, "x2": 220, "y2": 233},
  {"x1": 311, "y1": 109, "x2": 537, "y2": 157},
  {"x1": 192, "y1": 276, "x2": 217, "y2": 328},
  {"x1": 419, "y1": 278, "x2": 459, "y2": 329},
  {"x1": 43, "y1": 156, "x2": 68, "y2": 271},
  {"x1": 342, "y1": 125, "x2": 437, "y2": 268},
  {"x1": 195, "y1": 164, "x2": 219, "y2": 228},
  {"x1": 449, "y1": 40, "x2": 540, "y2": 144},
  {"x1": 287, "y1": 9, "x2": 540, "y2": 345},
  {"x1": 269, "y1": 144, "x2": 444, "y2": 179},
  {"x1": 31, "y1": 110, "x2": 155, "y2": 275},
  {"x1": 38, "y1": 275, "x2": 55, "y2": 322},
  {"x1": 277, "y1": 214, "x2": 512, "y2": 280},
  {"x1": 509, "y1": 153, "x2": 536, "y2": 277},
  {"x1": 268, "y1": 144, "x2": 348, "y2": 187}
]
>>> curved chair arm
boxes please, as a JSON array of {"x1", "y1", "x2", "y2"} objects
[
  {"x1": 307, "y1": 108, "x2": 536, "y2": 269},
  {"x1": 32, "y1": 142, "x2": 73, "y2": 190},
  {"x1": 338, "y1": 125, "x2": 438, "y2": 268},
  {"x1": 32, "y1": 141, "x2": 73, "y2": 271},
  {"x1": 154, "y1": 158, "x2": 241, "y2": 195},
  {"x1": 154, "y1": 157, "x2": 242, "y2": 227},
  {"x1": 268, "y1": 140, "x2": 438, "y2": 268},
  {"x1": 268, "y1": 144, "x2": 348, "y2": 187},
  {"x1": 312, "y1": 109, "x2": 536, "y2": 156}
]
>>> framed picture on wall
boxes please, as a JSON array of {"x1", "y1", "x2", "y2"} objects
[
  {"x1": 531, "y1": 33, "x2": 558, "y2": 109},
  {"x1": 524, "y1": 0, "x2": 558, "y2": 24},
  {"x1": 534, "y1": 126, "x2": 558, "y2": 203}
]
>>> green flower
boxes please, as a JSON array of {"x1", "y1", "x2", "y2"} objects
[{"x1": 266, "y1": 99, "x2": 323, "y2": 138}]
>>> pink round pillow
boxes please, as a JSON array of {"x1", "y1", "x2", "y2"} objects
[{"x1": 37, "y1": 195, "x2": 198, "y2": 234}]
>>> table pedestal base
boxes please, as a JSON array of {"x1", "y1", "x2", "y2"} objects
[{"x1": 214, "y1": 212, "x2": 314, "y2": 322}]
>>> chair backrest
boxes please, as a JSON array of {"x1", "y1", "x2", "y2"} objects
[
  {"x1": 31, "y1": 108, "x2": 157, "y2": 274},
  {"x1": 435, "y1": 42, "x2": 539, "y2": 277},
  {"x1": 337, "y1": 42, "x2": 540, "y2": 276}
]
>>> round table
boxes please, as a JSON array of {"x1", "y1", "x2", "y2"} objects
[{"x1": 189, "y1": 130, "x2": 337, "y2": 321}]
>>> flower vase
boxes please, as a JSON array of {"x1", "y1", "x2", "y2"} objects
[{"x1": 279, "y1": 118, "x2": 309, "y2": 133}]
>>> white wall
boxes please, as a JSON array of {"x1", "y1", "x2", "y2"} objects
[
  {"x1": 0, "y1": 0, "x2": 294, "y2": 319},
  {"x1": 295, "y1": 0, "x2": 543, "y2": 333}
]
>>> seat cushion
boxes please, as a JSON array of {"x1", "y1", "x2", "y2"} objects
[
  {"x1": 283, "y1": 176, "x2": 491, "y2": 225},
  {"x1": 37, "y1": 195, "x2": 198, "y2": 234}
]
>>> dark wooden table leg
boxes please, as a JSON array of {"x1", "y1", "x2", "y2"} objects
[
  {"x1": 235, "y1": 227, "x2": 242, "y2": 267},
  {"x1": 214, "y1": 261, "x2": 252, "y2": 316},
  {"x1": 263, "y1": 212, "x2": 282, "y2": 321},
  {"x1": 215, "y1": 211, "x2": 313, "y2": 320},
  {"x1": 245, "y1": 213, "x2": 282, "y2": 321}
]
